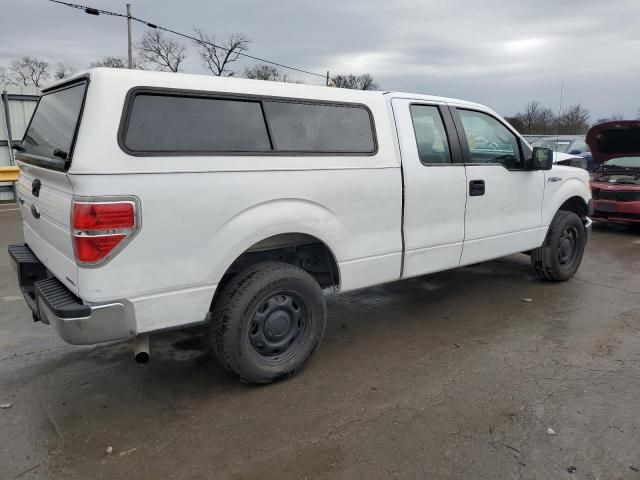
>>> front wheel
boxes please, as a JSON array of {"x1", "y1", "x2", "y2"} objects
[
  {"x1": 531, "y1": 210, "x2": 586, "y2": 281},
  {"x1": 210, "y1": 261, "x2": 327, "y2": 384}
]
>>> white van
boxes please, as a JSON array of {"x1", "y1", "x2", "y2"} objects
[{"x1": 9, "y1": 68, "x2": 592, "y2": 383}]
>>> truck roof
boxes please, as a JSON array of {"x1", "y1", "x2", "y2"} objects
[{"x1": 49, "y1": 68, "x2": 487, "y2": 111}]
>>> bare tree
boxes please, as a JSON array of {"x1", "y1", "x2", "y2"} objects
[
  {"x1": 193, "y1": 29, "x2": 250, "y2": 77},
  {"x1": 505, "y1": 116, "x2": 525, "y2": 133},
  {"x1": 8, "y1": 56, "x2": 49, "y2": 87},
  {"x1": 136, "y1": 30, "x2": 186, "y2": 72},
  {"x1": 244, "y1": 64, "x2": 288, "y2": 82},
  {"x1": 557, "y1": 104, "x2": 590, "y2": 134},
  {"x1": 91, "y1": 56, "x2": 127, "y2": 68},
  {"x1": 537, "y1": 108, "x2": 556, "y2": 134},
  {"x1": 54, "y1": 63, "x2": 77, "y2": 80},
  {"x1": 512, "y1": 101, "x2": 556, "y2": 134},
  {"x1": 90, "y1": 56, "x2": 142, "y2": 69},
  {"x1": 519, "y1": 101, "x2": 542, "y2": 132},
  {"x1": 0, "y1": 66, "x2": 18, "y2": 85},
  {"x1": 331, "y1": 73, "x2": 378, "y2": 90}
]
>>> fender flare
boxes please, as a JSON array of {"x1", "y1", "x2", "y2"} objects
[{"x1": 205, "y1": 198, "x2": 347, "y2": 286}]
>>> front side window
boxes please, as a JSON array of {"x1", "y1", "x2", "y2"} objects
[
  {"x1": 457, "y1": 109, "x2": 523, "y2": 169},
  {"x1": 21, "y1": 81, "x2": 87, "y2": 163},
  {"x1": 409, "y1": 105, "x2": 451, "y2": 164}
]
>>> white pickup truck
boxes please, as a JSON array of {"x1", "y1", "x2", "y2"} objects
[{"x1": 9, "y1": 68, "x2": 592, "y2": 383}]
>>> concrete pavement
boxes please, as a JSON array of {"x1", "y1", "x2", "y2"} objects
[{"x1": 1, "y1": 204, "x2": 639, "y2": 479}]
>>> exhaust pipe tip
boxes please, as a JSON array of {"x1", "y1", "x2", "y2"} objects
[
  {"x1": 135, "y1": 351, "x2": 150, "y2": 364},
  {"x1": 134, "y1": 335, "x2": 149, "y2": 364}
]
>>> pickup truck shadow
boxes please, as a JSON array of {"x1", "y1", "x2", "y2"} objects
[{"x1": 35, "y1": 252, "x2": 548, "y2": 393}]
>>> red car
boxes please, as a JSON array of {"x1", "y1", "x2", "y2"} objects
[{"x1": 586, "y1": 121, "x2": 640, "y2": 224}]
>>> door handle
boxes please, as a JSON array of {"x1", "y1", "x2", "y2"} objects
[
  {"x1": 32, "y1": 179, "x2": 41, "y2": 197},
  {"x1": 469, "y1": 179, "x2": 485, "y2": 196}
]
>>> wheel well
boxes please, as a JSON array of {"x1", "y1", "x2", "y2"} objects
[
  {"x1": 559, "y1": 196, "x2": 588, "y2": 218},
  {"x1": 215, "y1": 233, "x2": 340, "y2": 305}
]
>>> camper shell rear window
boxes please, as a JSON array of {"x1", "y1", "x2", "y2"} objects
[
  {"x1": 118, "y1": 88, "x2": 377, "y2": 156},
  {"x1": 17, "y1": 78, "x2": 88, "y2": 171}
]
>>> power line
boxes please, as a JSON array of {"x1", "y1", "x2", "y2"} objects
[
  {"x1": 49, "y1": 0, "x2": 127, "y2": 17},
  {"x1": 47, "y1": 0, "x2": 327, "y2": 79}
]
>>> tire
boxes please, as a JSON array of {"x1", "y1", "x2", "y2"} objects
[
  {"x1": 531, "y1": 210, "x2": 586, "y2": 281},
  {"x1": 210, "y1": 261, "x2": 327, "y2": 384}
]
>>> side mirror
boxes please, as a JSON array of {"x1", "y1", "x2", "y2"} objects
[{"x1": 531, "y1": 147, "x2": 553, "y2": 170}]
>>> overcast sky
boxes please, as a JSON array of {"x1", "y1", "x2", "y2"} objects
[{"x1": 2, "y1": 0, "x2": 639, "y2": 119}]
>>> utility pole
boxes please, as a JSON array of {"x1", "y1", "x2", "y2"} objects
[
  {"x1": 126, "y1": 3, "x2": 133, "y2": 69},
  {"x1": 326, "y1": 70, "x2": 330, "y2": 87}
]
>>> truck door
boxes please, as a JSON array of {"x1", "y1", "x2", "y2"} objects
[
  {"x1": 391, "y1": 98, "x2": 467, "y2": 278},
  {"x1": 449, "y1": 107, "x2": 545, "y2": 265}
]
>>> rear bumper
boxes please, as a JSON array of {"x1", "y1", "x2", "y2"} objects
[{"x1": 8, "y1": 243, "x2": 133, "y2": 345}]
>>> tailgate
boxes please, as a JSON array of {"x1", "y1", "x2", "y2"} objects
[
  {"x1": 16, "y1": 163, "x2": 78, "y2": 294},
  {"x1": 12, "y1": 78, "x2": 88, "y2": 295}
]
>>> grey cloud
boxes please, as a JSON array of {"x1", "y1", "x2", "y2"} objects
[{"x1": 1, "y1": 0, "x2": 638, "y2": 118}]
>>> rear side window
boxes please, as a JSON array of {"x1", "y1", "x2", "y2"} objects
[
  {"x1": 20, "y1": 81, "x2": 87, "y2": 166},
  {"x1": 121, "y1": 90, "x2": 376, "y2": 155},
  {"x1": 263, "y1": 101, "x2": 375, "y2": 153},
  {"x1": 409, "y1": 105, "x2": 451, "y2": 164},
  {"x1": 123, "y1": 95, "x2": 271, "y2": 153}
]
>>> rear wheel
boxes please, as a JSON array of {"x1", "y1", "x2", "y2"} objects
[
  {"x1": 531, "y1": 210, "x2": 586, "y2": 281},
  {"x1": 210, "y1": 261, "x2": 327, "y2": 384}
]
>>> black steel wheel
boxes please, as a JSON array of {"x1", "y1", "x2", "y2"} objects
[
  {"x1": 247, "y1": 291, "x2": 311, "y2": 361},
  {"x1": 557, "y1": 225, "x2": 579, "y2": 268},
  {"x1": 531, "y1": 210, "x2": 586, "y2": 281},
  {"x1": 210, "y1": 261, "x2": 326, "y2": 384}
]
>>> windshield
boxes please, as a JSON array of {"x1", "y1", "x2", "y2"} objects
[
  {"x1": 604, "y1": 157, "x2": 640, "y2": 169},
  {"x1": 20, "y1": 81, "x2": 87, "y2": 166},
  {"x1": 532, "y1": 138, "x2": 572, "y2": 153}
]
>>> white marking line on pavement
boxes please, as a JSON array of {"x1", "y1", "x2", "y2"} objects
[
  {"x1": 0, "y1": 296, "x2": 23, "y2": 302},
  {"x1": 0, "y1": 208, "x2": 20, "y2": 213}
]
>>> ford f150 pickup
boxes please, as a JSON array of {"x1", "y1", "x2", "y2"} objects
[{"x1": 9, "y1": 68, "x2": 593, "y2": 383}]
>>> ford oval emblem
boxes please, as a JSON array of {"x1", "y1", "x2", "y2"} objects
[{"x1": 31, "y1": 203, "x2": 40, "y2": 219}]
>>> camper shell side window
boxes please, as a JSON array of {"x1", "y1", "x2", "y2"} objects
[{"x1": 118, "y1": 88, "x2": 378, "y2": 157}]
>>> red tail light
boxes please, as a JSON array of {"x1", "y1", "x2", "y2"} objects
[
  {"x1": 72, "y1": 198, "x2": 139, "y2": 265},
  {"x1": 73, "y1": 202, "x2": 134, "y2": 230},
  {"x1": 74, "y1": 235, "x2": 126, "y2": 263}
]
